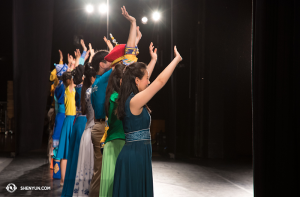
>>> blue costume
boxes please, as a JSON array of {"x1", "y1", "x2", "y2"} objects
[
  {"x1": 61, "y1": 83, "x2": 87, "y2": 197},
  {"x1": 113, "y1": 93, "x2": 153, "y2": 197}
]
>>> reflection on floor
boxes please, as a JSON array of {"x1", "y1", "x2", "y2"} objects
[{"x1": 0, "y1": 149, "x2": 253, "y2": 197}]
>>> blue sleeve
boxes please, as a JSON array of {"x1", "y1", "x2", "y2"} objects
[
  {"x1": 102, "y1": 69, "x2": 112, "y2": 83},
  {"x1": 79, "y1": 51, "x2": 87, "y2": 65},
  {"x1": 54, "y1": 85, "x2": 65, "y2": 104}
]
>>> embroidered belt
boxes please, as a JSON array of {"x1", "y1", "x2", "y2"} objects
[{"x1": 125, "y1": 128, "x2": 151, "y2": 143}]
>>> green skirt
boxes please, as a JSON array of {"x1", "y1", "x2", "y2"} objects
[{"x1": 99, "y1": 139, "x2": 125, "y2": 197}]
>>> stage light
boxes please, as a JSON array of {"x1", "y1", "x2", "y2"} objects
[
  {"x1": 141, "y1": 17, "x2": 148, "y2": 24},
  {"x1": 98, "y1": 3, "x2": 107, "y2": 14},
  {"x1": 152, "y1": 11, "x2": 161, "y2": 21},
  {"x1": 86, "y1": 4, "x2": 94, "y2": 13}
]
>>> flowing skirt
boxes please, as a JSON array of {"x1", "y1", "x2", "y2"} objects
[
  {"x1": 99, "y1": 139, "x2": 125, "y2": 197},
  {"x1": 112, "y1": 140, "x2": 153, "y2": 197},
  {"x1": 61, "y1": 115, "x2": 87, "y2": 197},
  {"x1": 57, "y1": 115, "x2": 75, "y2": 159},
  {"x1": 73, "y1": 125, "x2": 94, "y2": 196}
]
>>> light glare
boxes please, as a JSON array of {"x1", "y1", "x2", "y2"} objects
[
  {"x1": 86, "y1": 4, "x2": 94, "y2": 13},
  {"x1": 141, "y1": 17, "x2": 148, "y2": 24},
  {"x1": 152, "y1": 11, "x2": 161, "y2": 21},
  {"x1": 99, "y1": 4, "x2": 107, "y2": 14}
]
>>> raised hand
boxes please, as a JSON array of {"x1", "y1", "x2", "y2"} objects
[
  {"x1": 174, "y1": 46, "x2": 182, "y2": 61},
  {"x1": 59, "y1": 49, "x2": 63, "y2": 62},
  {"x1": 136, "y1": 26, "x2": 142, "y2": 46},
  {"x1": 122, "y1": 6, "x2": 136, "y2": 48},
  {"x1": 104, "y1": 36, "x2": 113, "y2": 52},
  {"x1": 68, "y1": 53, "x2": 75, "y2": 70},
  {"x1": 149, "y1": 42, "x2": 157, "y2": 61},
  {"x1": 84, "y1": 50, "x2": 90, "y2": 62},
  {"x1": 68, "y1": 53, "x2": 74, "y2": 64},
  {"x1": 74, "y1": 49, "x2": 81, "y2": 60},
  {"x1": 81, "y1": 39, "x2": 87, "y2": 51},
  {"x1": 89, "y1": 43, "x2": 95, "y2": 63},
  {"x1": 121, "y1": 6, "x2": 136, "y2": 23}
]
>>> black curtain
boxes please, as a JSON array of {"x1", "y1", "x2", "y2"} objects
[
  {"x1": 13, "y1": 0, "x2": 54, "y2": 153},
  {"x1": 253, "y1": 0, "x2": 300, "y2": 196}
]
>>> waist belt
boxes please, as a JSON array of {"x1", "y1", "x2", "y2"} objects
[
  {"x1": 95, "y1": 118, "x2": 105, "y2": 122},
  {"x1": 125, "y1": 128, "x2": 151, "y2": 143}
]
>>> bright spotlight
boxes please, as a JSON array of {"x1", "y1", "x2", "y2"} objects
[
  {"x1": 99, "y1": 3, "x2": 107, "y2": 14},
  {"x1": 152, "y1": 11, "x2": 161, "y2": 21},
  {"x1": 141, "y1": 17, "x2": 148, "y2": 24},
  {"x1": 86, "y1": 4, "x2": 94, "y2": 13}
]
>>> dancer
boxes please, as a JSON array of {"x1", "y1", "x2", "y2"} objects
[
  {"x1": 52, "y1": 59, "x2": 69, "y2": 179},
  {"x1": 73, "y1": 62, "x2": 97, "y2": 197},
  {"x1": 48, "y1": 49, "x2": 65, "y2": 165},
  {"x1": 99, "y1": 40, "x2": 152, "y2": 197},
  {"x1": 56, "y1": 70, "x2": 77, "y2": 186},
  {"x1": 112, "y1": 46, "x2": 182, "y2": 197},
  {"x1": 89, "y1": 6, "x2": 137, "y2": 197},
  {"x1": 89, "y1": 46, "x2": 112, "y2": 197},
  {"x1": 99, "y1": 63, "x2": 126, "y2": 197},
  {"x1": 61, "y1": 64, "x2": 87, "y2": 196}
]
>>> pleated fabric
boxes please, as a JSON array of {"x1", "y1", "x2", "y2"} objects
[
  {"x1": 73, "y1": 126, "x2": 94, "y2": 196},
  {"x1": 56, "y1": 115, "x2": 75, "y2": 159},
  {"x1": 61, "y1": 115, "x2": 87, "y2": 197},
  {"x1": 99, "y1": 139, "x2": 125, "y2": 197},
  {"x1": 112, "y1": 93, "x2": 153, "y2": 197}
]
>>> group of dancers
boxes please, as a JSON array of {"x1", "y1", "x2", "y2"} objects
[{"x1": 48, "y1": 6, "x2": 182, "y2": 197}]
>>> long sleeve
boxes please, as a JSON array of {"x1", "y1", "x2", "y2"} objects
[{"x1": 50, "y1": 69, "x2": 57, "y2": 82}]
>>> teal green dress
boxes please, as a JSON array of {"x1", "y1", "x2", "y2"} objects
[
  {"x1": 99, "y1": 92, "x2": 125, "y2": 197},
  {"x1": 112, "y1": 93, "x2": 153, "y2": 197}
]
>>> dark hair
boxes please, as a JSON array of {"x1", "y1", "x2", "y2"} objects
[
  {"x1": 81, "y1": 63, "x2": 96, "y2": 115},
  {"x1": 62, "y1": 71, "x2": 72, "y2": 87},
  {"x1": 116, "y1": 62, "x2": 150, "y2": 120},
  {"x1": 91, "y1": 50, "x2": 109, "y2": 73},
  {"x1": 105, "y1": 63, "x2": 126, "y2": 116},
  {"x1": 71, "y1": 65, "x2": 85, "y2": 85}
]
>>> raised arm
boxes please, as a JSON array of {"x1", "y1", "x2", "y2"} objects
[
  {"x1": 121, "y1": 6, "x2": 136, "y2": 48},
  {"x1": 84, "y1": 50, "x2": 90, "y2": 62},
  {"x1": 81, "y1": 39, "x2": 87, "y2": 52},
  {"x1": 79, "y1": 39, "x2": 88, "y2": 65},
  {"x1": 74, "y1": 49, "x2": 81, "y2": 67},
  {"x1": 67, "y1": 53, "x2": 74, "y2": 70},
  {"x1": 135, "y1": 26, "x2": 142, "y2": 46},
  {"x1": 147, "y1": 42, "x2": 157, "y2": 78},
  {"x1": 89, "y1": 43, "x2": 95, "y2": 63},
  {"x1": 59, "y1": 49, "x2": 63, "y2": 64},
  {"x1": 130, "y1": 46, "x2": 182, "y2": 114},
  {"x1": 104, "y1": 36, "x2": 114, "y2": 52}
]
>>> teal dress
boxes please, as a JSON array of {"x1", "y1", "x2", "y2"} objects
[{"x1": 112, "y1": 93, "x2": 153, "y2": 197}]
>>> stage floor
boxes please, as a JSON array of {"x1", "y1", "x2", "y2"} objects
[{"x1": 0, "y1": 150, "x2": 253, "y2": 196}]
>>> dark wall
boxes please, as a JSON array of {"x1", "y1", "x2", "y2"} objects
[
  {"x1": 0, "y1": 2, "x2": 13, "y2": 102},
  {"x1": 205, "y1": 0, "x2": 252, "y2": 158},
  {"x1": 173, "y1": 0, "x2": 252, "y2": 159},
  {"x1": 253, "y1": 0, "x2": 300, "y2": 196},
  {"x1": 13, "y1": 0, "x2": 54, "y2": 153}
]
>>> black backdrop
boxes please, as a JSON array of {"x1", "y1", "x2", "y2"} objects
[
  {"x1": 13, "y1": 0, "x2": 54, "y2": 153},
  {"x1": 253, "y1": 0, "x2": 300, "y2": 196}
]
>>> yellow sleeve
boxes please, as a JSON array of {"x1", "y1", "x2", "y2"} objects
[
  {"x1": 50, "y1": 69, "x2": 57, "y2": 82},
  {"x1": 59, "y1": 61, "x2": 63, "y2": 64},
  {"x1": 50, "y1": 84, "x2": 55, "y2": 97}
]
